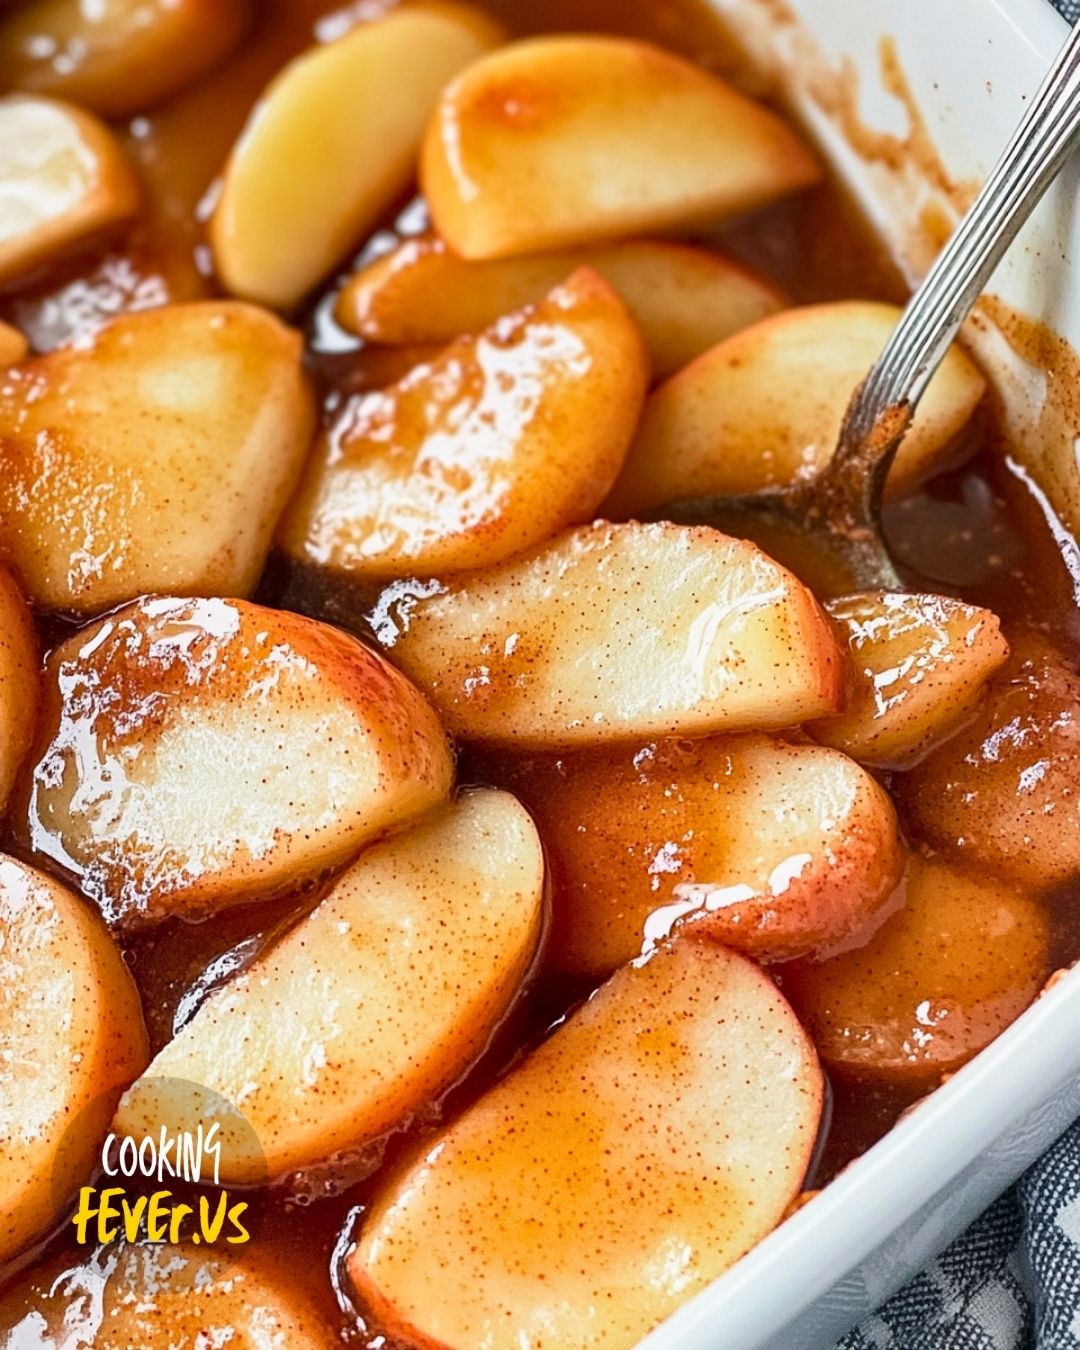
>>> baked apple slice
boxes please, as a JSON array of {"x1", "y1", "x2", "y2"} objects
[
  {"x1": 0, "y1": 301, "x2": 314, "y2": 614},
  {"x1": 0, "y1": 94, "x2": 139, "y2": 285},
  {"x1": 0, "y1": 319, "x2": 27, "y2": 365},
  {"x1": 782, "y1": 854, "x2": 1048, "y2": 1085},
  {"x1": 809, "y1": 591, "x2": 1009, "y2": 769},
  {"x1": 895, "y1": 635, "x2": 1080, "y2": 888},
  {"x1": 279, "y1": 269, "x2": 648, "y2": 580},
  {"x1": 421, "y1": 35, "x2": 820, "y2": 259},
  {"x1": 212, "y1": 4, "x2": 503, "y2": 308},
  {"x1": 114, "y1": 789, "x2": 544, "y2": 1183},
  {"x1": 15, "y1": 595, "x2": 454, "y2": 929},
  {"x1": 336, "y1": 235, "x2": 785, "y2": 378},
  {"x1": 0, "y1": 1243, "x2": 332, "y2": 1347},
  {"x1": 605, "y1": 301, "x2": 987, "y2": 517},
  {"x1": 349, "y1": 941, "x2": 823, "y2": 1348},
  {"x1": 486, "y1": 733, "x2": 903, "y2": 977},
  {"x1": 0, "y1": 855, "x2": 148, "y2": 1265},
  {"x1": 0, "y1": 566, "x2": 37, "y2": 813},
  {"x1": 0, "y1": 0, "x2": 251, "y2": 118},
  {"x1": 373, "y1": 521, "x2": 843, "y2": 747}
]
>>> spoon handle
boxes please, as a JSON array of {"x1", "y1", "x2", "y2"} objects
[{"x1": 837, "y1": 19, "x2": 1080, "y2": 492}]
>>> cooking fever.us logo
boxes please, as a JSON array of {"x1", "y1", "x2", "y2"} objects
[
  {"x1": 71, "y1": 1125, "x2": 250, "y2": 1246},
  {"x1": 59, "y1": 1079, "x2": 266, "y2": 1248}
]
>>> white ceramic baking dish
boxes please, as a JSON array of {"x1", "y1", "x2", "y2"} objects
[{"x1": 640, "y1": 1, "x2": 1080, "y2": 1346}]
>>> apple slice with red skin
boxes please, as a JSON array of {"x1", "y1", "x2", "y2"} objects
[
  {"x1": 781, "y1": 853, "x2": 1049, "y2": 1085},
  {"x1": 14, "y1": 594, "x2": 454, "y2": 930},
  {"x1": 113, "y1": 790, "x2": 545, "y2": 1184},
  {"x1": 349, "y1": 940, "x2": 823, "y2": 1350},
  {"x1": 483, "y1": 732, "x2": 904, "y2": 977},
  {"x1": 894, "y1": 635, "x2": 1080, "y2": 890},
  {"x1": 809, "y1": 591, "x2": 1009, "y2": 770}
]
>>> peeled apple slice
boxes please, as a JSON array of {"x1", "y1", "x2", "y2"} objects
[
  {"x1": 211, "y1": 4, "x2": 504, "y2": 308},
  {"x1": 372, "y1": 521, "x2": 844, "y2": 747},
  {"x1": 279, "y1": 268, "x2": 648, "y2": 579},
  {"x1": 0, "y1": 301, "x2": 315, "y2": 614},
  {"x1": 114, "y1": 790, "x2": 545, "y2": 1184},
  {"x1": 487, "y1": 733, "x2": 904, "y2": 977},
  {"x1": 336, "y1": 234, "x2": 786, "y2": 378},
  {"x1": 16, "y1": 595, "x2": 454, "y2": 930},
  {"x1": 349, "y1": 941, "x2": 823, "y2": 1349},
  {"x1": 0, "y1": 94, "x2": 139, "y2": 286},
  {"x1": 421, "y1": 35, "x2": 821, "y2": 259},
  {"x1": 605, "y1": 301, "x2": 987, "y2": 517},
  {"x1": 0, "y1": 855, "x2": 148, "y2": 1265}
]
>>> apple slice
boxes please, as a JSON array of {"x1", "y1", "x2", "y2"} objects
[
  {"x1": 895, "y1": 635, "x2": 1080, "y2": 889},
  {"x1": 336, "y1": 235, "x2": 786, "y2": 379},
  {"x1": 781, "y1": 854, "x2": 1048, "y2": 1085},
  {"x1": 0, "y1": 94, "x2": 140, "y2": 285},
  {"x1": 279, "y1": 269, "x2": 648, "y2": 580},
  {"x1": 0, "y1": 319, "x2": 27, "y2": 365},
  {"x1": 0, "y1": 301, "x2": 315, "y2": 614},
  {"x1": 0, "y1": 566, "x2": 37, "y2": 815},
  {"x1": 349, "y1": 941, "x2": 823, "y2": 1348},
  {"x1": 15, "y1": 595, "x2": 454, "y2": 930},
  {"x1": 809, "y1": 592, "x2": 1009, "y2": 769},
  {"x1": 0, "y1": 1244, "x2": 333, "y2": 1347},
  {"x1": 212, "y1": 4, "x2": 503, "y2": 308},
  {"x1": 115, "y1": 789, "x2": 545, "y2": 1184},
  {"x1": 421, "y1": 35, "x2": 820, "y2": 259},
  {"x1": 605, "y1": 302, "x2": 987, "y2": 517},
  {"x1": 373, "y1": 521, "x2": 844, "y2": 747},
  {"x1": 0, "y1": 855, "x2": 148, "y2": 1264},
  {"x1": 0, "y1": 0, "x2": 251, "y2": 119},
  {"x1": 485, "y1": 733, "x2": 903, "y2": 977}
]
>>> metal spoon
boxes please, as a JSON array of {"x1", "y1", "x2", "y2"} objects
[{"x1": 665, "y1": 21, "x2": 1080, "y2": 592}]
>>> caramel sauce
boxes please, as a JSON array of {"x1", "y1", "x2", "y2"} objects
[{"x1": 1, "y1": 0, "x2": 1079, "y2": 1340}]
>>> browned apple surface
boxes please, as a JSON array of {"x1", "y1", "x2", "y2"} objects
[
  {"x1": 115, "y1": 790, "x2": 546, "y2": 1183},
  {"x1": 0, "y1": 1243, "x2": 334, "y2": 1348},
  {"x1": 350, "y1": 941, "x2": 823, "y2": 1349},
  {"x1": 604, "y1": 301, "x2": 987, "y2": 518},
  {"x1": 809, "y1": 591, "x2": 1010, "y2": 769},
  {"x1": 895, "y1": 636, "x2": 1080, "y2": 889},
  {"x1": 0, "y1": 93, "x2": 140, "y2": 285},
  {"x1": 278, "y1": 269, "x2": 648, "y2": 579},
  {"x1": 0, "y1": 566, "x2": 38, "y2": 814},
  {"x1": 781, "y1": 854, "x2": 1049, "y2": 1085},
  {"x1": 336, "y1": 234, "x2": 786, "y2": 378},
  {"x1": 0, "y1": 855, "x2": 148, "y2": 1265},
  {"x1": 374, "y1": 521, "x2": 843, "y2": 747},
  {"x1": 15, "y1": 595, "x2": 454, "y2": 930},
  {"x1": 485, "y1": 733, "x2": 904, "y2": 977},
  {"x1": 0, "y1": 302, "x2": 315, "y2": 614},
  {"x1": 0, "y1": 0, "x2": 251, "y2": 118}
]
